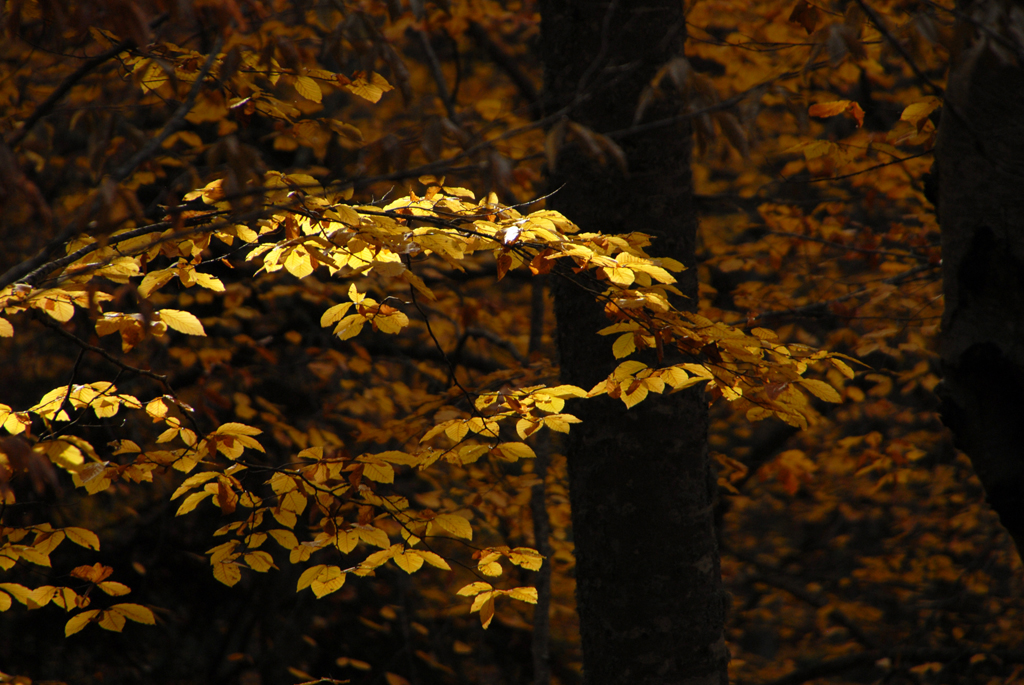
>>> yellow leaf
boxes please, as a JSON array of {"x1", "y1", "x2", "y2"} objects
[
  {"x1": 214, "y1": 422, "x2": 263, "y2": 437},
  {"x1": 320, "y1": 302, "x2": 353, "y2": 327},
  {"x1": 0, "y1": 317, "x2": 12, "y2": 337},
  {"x1": 478, "y1": 561, "x2": 502, "y2": 576},
  {"x1": 97, "y1": 581, "x2": 131, "y2": 596},
  {"x1": 429, "y1": 514, "x2": 472, "y2": 540},
  {"x1": 621, "y1": 383, "x2": 648, "y2": 409},
  {"x1": 900, "y1": 97, "x2": 941, "y2": 130},
  {"x1": 98, "y1": 608, "x2": 126, "y2": 632},
  {"x1": 0, "y1": 583, "x2": 32, "y2": 606},
  {"x1": 213, "y1": 562, "x2": 242, "y2": 587},
  {"x1": 444, "y1": 422, "x2": 469, "y2": 444},
  {"x1": 176, "y1": 491, "x2": 212, "y2": 516},
  {"x1": 284, "y1": 246, "x2": 315, "y2": 278},
  {"x1": 509, "y1": 586, "x2": 538, "y2": 604},
  {"x1": 361, "y1": 461, "x2": 395, "y2": 483},
  {"x1": 385, "y1": 673, "x2": 411, "y2": 685},
  {"x1": 64, "y1": 527, "x2": 100, "y2": 551},
  {"x1": 808, "y1": 99, "x2": 864, "y2": 127},
  {"x1": 418, "y1": 551, "x2": 450, "y2": 570},
  {"x1": 270, "y1": 529, "x2": 298, "y2": 550},
  {"x1": 311, "y1": 566, "x2": 346, "y2": 598},
  {"x1": 602, "y1": 266, "x2": 635, "y2": 286},
  {"x1": 110, "y1": 603, "x2": 156, "y2": 624},
  {"x1": 831, "y1": 357, "x2": 855, "y2": 379},
  {"x1": 457, "y1": 581, "x2": 492, "y2": 596},
  {"x1": 297, "y1": 564, "x2": 326, "y2": 591},
  {"x1": 373, "y1": 310, "x2": 408, "y2": 334},
  {"x1": 245, "y1": 551, "x2": 275, "y2": 572},
  {"x1": 458, "y1": 444, "x2": 490, "y2": 464},
  {"x1": 294, "y1": 75, "x2": 323, "y2": 103},
  {"x1": 477, "y1": 596, "x2": 496, "y2": 629},
  {"x1": 798, "y1": 378, "x2": 842, "y2": 403},
  {"x1": 171, "y1": 472, "x2": 219, "y2": 499},
  {"x1": 612, "y1": 332, "x2": 636, "y2": 359},
  {"x1": 509, "y1": 548, "x2": 544, "y2": 571},
  {"x1": 345, "y1": 74, "x2": 392, "y2": 103},
  {"x1": 493, "y1": 442, "x2": 536, "y2": 462},
  {"x1": 356, "y1": 525, "x2": 391, "y2": 549},
  {"x1": 394, "y1": 550, "x2": 424, "y2": 574},
  {"x1": 158, "y1": 309, "x2": 206, "y2": 336},
  {"x1": 193, "y1": 272, "x2": 225, "y2": 291},
  {"x1": 65, "y1": 610, "x2": 100, "y2": 636}
]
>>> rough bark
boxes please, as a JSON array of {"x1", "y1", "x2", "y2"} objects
[
  {"x1": 540, "y1": 2, "x2": 729, "y2": 684},
  {"x1": 936, "y1": 0, "x2": 1024, "y2": 557}
]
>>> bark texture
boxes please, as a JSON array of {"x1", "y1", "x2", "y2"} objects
[
  {"x1": 936, "y1": 0, "x2": 1024, "y2": 557},
  {"x1": 540, "y1": 2, "x2": 729, "y2": 683}
]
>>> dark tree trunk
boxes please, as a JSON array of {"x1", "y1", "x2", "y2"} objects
[
  {"x1": 936, "y1": 0, "x2": 1024, "y2": 557},
  {"x1": 540, "y1": 2, "x2": 729, "y2": 684}
]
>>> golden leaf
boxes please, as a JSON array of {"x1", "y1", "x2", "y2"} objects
[
  {"x1": 798, "y1": 378, "x2": 842, "y2": 403},
  {"x1": 65, "y1": 610, "x2": 101, "y2": 636},
  {"x1": 508, "y1": 586, "x2": 538, "y2": 604},
  {"x1": 110, "y1": 603, "x2": 156, "y2": 624},
  {"x1": 294, "y1": 75, "x2": 323, "y2": 103},
  {"x1": 64, "y1": 527, "x2": 100, "y2": 551},
  {"x1": 158, "y1": 309, "x2": 206, "y2": 336},
  {"x1": 429, "y1": 514, "x2": 473, "y2": 540}
]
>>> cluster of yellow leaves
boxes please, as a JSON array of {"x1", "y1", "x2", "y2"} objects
[
  {"x1": 457, "y1": 581, "x2": 538, "y2": 629},
  {"x1": 0, "y1": 175, "x2": 848, "y2": 634},
  {"x1": 0, "y1": 527, "x2": 148, "y2": 638}
]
